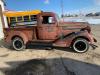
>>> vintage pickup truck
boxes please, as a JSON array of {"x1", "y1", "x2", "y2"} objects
[{"x1": 3, "y1": 10, "x2": 97, "y2": 53}]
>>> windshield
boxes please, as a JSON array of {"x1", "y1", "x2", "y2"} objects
[{"x1": 55, "y1": 14, "x2": 60, "y2": 22}]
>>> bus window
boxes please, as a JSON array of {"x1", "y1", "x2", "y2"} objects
[
  {"x1": 10, "y1": 17, "x2": 16, "y2": 23},
  {"x1": 24, "y1": 16, "x2": 30, "y2": 22},
  {"x1": 17, "y1": 16, "x2": 22, "y2": 22},
  {"x1": 8, "y1": 15, "x2": 38, "y2": 26},
  {"x1": 10, "y1": 17, "x2": 16, "y2": 24},
  {"x1": 30, "y1": 15, "x2": 37, "y2": 21}
]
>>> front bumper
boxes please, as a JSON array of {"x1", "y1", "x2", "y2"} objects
[
  {"x1": 89, "y1": 37, "x2": 98, "y2": 50},
  {"x1": 93, "y1": 37, "x2": 97, "y2": 42}
]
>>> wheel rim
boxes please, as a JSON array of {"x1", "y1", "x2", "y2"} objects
[
  {"x1": 14, "y1": 40, "x2": 22, "y2": 49},
  {"x1": 73, "y1": 40, "x2": 87, "y2": 52},
  {"x1": 13, "y1": 39, "x2": 23, "y2": 50}
]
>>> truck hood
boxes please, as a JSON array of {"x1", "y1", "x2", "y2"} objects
[{"x1": 59, "y1": 22, "x2": 89, "y2": 28}]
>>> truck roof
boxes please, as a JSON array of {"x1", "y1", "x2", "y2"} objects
[{"x1": 3, "y1": 10, "x2": 41, "y2": 17}]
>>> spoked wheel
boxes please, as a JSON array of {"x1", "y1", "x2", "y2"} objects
[
  {"x1": 12, "y1": 37, "x2": 26, "y2": 51},
  {"x1": 72, "y1": 38, "x2": 89, "y2": 53}
]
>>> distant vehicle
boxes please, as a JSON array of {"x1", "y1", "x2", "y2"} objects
[{"x1": 3, "y1": 10, "x2": 97, "y2": 53}]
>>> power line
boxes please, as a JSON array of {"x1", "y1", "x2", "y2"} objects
[{"x1": 60, "y1": 0, "x2": 64, "y2": 21}]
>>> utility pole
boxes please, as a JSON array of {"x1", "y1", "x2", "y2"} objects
[{"x1": 61, "y1": 0, "x2": 64, "y2": 22}]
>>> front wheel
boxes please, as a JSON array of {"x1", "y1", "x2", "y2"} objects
[
  {"x1": 12, "y1": 37, "x2": 26, "y2": 51},
  {"x1": 72, "y1": 38, "x2": 89, "y2": 53}
]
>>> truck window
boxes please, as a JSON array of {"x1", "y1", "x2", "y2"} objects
[{"x1": 42, "y1": 16, "x2": 55, "y2": 24}]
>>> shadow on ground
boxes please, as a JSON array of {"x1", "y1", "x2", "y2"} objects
[{"x1": 1, "y1": 57, "x2": 100, "y2": 75}]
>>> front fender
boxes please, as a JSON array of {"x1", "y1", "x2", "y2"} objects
[{"x1": 65, "y1": 31, "x2": 94, "y2": 47}]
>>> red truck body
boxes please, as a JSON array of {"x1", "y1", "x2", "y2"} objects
[{"x1": 3, "y1": 12, "x2": 97, "y2": 53}]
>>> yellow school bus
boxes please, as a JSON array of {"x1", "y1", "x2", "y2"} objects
[{"x1": 4, "y1": 10, "x2": 41, "y2": 26}]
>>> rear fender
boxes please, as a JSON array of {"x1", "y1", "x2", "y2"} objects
[{"x1": 5, "y1": 31, "x2": 29, "y2": 44}]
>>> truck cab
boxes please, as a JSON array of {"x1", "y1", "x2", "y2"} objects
[{"x1": 3, "y1": 10, "x2": 97, "y2": 53}]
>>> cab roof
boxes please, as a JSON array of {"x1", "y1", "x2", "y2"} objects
[{"x1": 3, "y1": 10, "x2": 41, "y2": 17}]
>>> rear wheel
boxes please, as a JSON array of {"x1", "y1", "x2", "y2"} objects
[
  {"x1": 72, "y1": 38, "x2": 89, "y2": 53},
  {"x1": 12, "y1": 37, "x2": 26, "y2": 51}
]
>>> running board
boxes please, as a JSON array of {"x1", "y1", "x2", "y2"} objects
[{"x1": 29, "y1": 41, "x2": 53, "y2": 47}]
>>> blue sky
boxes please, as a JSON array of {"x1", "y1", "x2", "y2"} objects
[{"x1": 4, "y1": 0, "x2": 100, "y2": 15}]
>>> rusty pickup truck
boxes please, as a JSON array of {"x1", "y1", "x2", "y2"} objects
[{"x1": 3, "y1": 10, "x2": 97, "y2": 53}]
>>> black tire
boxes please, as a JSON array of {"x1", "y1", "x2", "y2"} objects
[
  {"x1": 72, "y1": 38, "x2": 89, "y2": 53},
  {"x1": 12, "y1": 37, "x2": 26, "y2": 51}
]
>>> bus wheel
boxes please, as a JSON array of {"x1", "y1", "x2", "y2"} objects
[
  {"x1": 12, "y1": 37, "x2": 26, "y2": 51},
  {"x1": 72, "y1": 38, "x2": 89, "y2": 53}
]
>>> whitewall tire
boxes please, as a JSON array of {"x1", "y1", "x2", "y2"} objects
[
  {"x1": 72, "y1": 38, "x2": 89, "y2": 53},
  {"x1": 12, "y1": 37, "x2": 26, "y2": 51}
]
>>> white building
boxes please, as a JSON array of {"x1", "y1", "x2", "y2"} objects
[{"x1": 0, "y1": 0, "x2": 7, "y2": 39}]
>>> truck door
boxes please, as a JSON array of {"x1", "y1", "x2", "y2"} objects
[{"x1": 37, "y1": 14, "x2": 57, "y2": 40}]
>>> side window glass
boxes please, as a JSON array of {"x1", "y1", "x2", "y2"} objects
[
  {"x1": 48, "y1": 17, "x2": 55, "y2": 24},
  {"x1": 42, "y1": 16, "x2": 55, "y2": 24}
]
